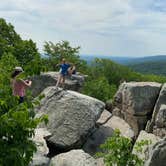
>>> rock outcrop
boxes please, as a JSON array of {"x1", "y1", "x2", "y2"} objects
[
  {"x1": 104, "y1": 116, "x2": 135, "y2": 139},
  {"x1": 112, "y1": 82, "x2": 161, "y2": 136},
  {"x1": 144, "y1": 138, "x2": 166, "y2": 166},
  {"x1": 146, "y1": 83, "x2": 166, "y2": 138},
  {"x1": 49, "y1": 150, "x2": 97, "y2": 166},
  {"x1": 30, "y1": 80, "x2": 166, "y2": 165},
  {"x1": 29, "y1": 128, "x2": 51, "y2": 166},
  {"x1": 30, "y1": 72, "x2": 86, "y2": 97},
  {"x1": 35, "y1": 87, "x2": 105, "y2": 152},
  {"x1": 132, "y1": 130, "x2": 160, "y2": 161},
  {"x1": 83, "y1": 110, "x2": 134, "y2": 155}
]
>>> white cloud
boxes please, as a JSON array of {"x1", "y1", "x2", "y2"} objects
[{"x1": 1, "y1": 0, "x2": 166, "y2": 56}]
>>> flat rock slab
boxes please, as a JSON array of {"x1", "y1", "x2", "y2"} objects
[{"x1": 30, "y1": 72, "x2": 85, "y2": 97}]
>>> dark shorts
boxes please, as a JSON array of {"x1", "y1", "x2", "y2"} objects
[
  {"x1": 60, "y1": 72, "x2": 67, "y2": 77},
  {"x1": 19, "y1": 96, "x2": 24, "y2": 103}
]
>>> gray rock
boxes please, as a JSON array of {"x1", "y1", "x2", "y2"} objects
[
  {"x1": 124, "y1": 113, "x2": 147, "y2": 137},
  {"x1": 97, "y1": 110, "x2": 112, "y2": 125},
  {"x1": 83, "y1": 126, "x2": 114, "y2": 155},
  {"x1": 146, "y1": 83, "x2": 166, "y2": 134},
  {"x1": 132, "y1": 130, "x2": 160, "y2": 161},
  {"x1": 112, "y1": 83, "x2": 126, "y2": 118},
  {"x1": 49, "y1": 150, "x2": 97, "y2": 166},
  {"x1": 112, "y1": 82, "x2": 161, "y2": 136},
  {"x1": 153, "y1": 127, "x2": 166, "y2": 138},
  {"x1": 122, "y1": 82, "x2": 161, "y2": 116},
  {"x1": 105, "y1": 116, "x2": 135, "y2": 139},
  {"x1": 82, "y1": 110, "x2": 112, "y2": 155},
  {"x1": 144, "y1": 138, "x2": 166, "y2": 166},
  {"x1": 83, "y1": 114, "x2": 134, "y2": 155},
  {"x1": 155, "y1": 105, "x2": 166, "y2": 128},
  {"x1": 35, "y1": 87, "x2": 105, "y2": 150},
  {"x1": 29, "y1": 128, "x2": 51, "y2": 166},
  {"x1": 30, "y1": 72, "x2": 85, "y2": 97},
  {"x1": 29, "y1": 153, "x2": 50, "y2": 166}
]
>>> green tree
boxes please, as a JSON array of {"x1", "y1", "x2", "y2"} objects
[
  {"x1": 0, "y1": 18, "x2": 40, "y2": 68},
  {"x1": 0, "y1": 18, "x2": 21, "y2": 56},
  {"x1": 43, "y1": 40, "x2": 87, "y2": 72},
  {"x1": 14, "y1": 39, "x2": 40, "y2": 66},
  {"x1": 44, "y1": 40, "x2": 80, "y2": 62}
]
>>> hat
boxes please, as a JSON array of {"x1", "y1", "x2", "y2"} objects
[{"x1": 14, "y1": 66, "x2": 24, "y2": 72}]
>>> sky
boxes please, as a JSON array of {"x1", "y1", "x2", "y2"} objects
[{"x1": 1, "y1": 0, "x2": 166, "y2": 57}]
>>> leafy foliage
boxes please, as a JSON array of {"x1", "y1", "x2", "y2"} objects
[
  {"x1": 82, "y1": 77, "x2": 117, "y2": 102},
  {"x1": 0, "y1": 18, "x2": 41, "y2": 75},
  {"x1": 128, "y1": 61, "x2": 166, "y2": 76},
  {"x1": 82, "y1": 58, "x2": 166, "y2": 102},
  {"x1": 43, "y1": 40, "x2": 87, "y2": 72},
  {"x1": 96, "y1": 129, "x2": 149, "y2": 166},
  {"x1": 0, "y1": 50, "x2": 48, "y2": 165}
]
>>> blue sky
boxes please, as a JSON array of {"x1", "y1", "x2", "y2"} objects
[{"x1": 1, "y1": 0, "x2": 166, "y2": 57}]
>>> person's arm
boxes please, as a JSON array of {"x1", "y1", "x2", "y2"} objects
[
  {"x1": 20, "y1": 79, "x2": 32, "y2": 87},
  {"x1": 56, "y1": 63, "x2": 61, "y2": 67}
]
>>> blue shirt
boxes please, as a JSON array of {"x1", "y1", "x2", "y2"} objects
[{"x1": 60, "y1": 63, "x2": 70, "y2": 75}]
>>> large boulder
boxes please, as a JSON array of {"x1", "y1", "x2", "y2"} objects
[
  {"x1": 29, "y1": 128, "x2": 51, "y2": 166},
  {"x1": 112, "y1": 83, "x2": 126, "y2": 118},
  {"x1": 49, "y1": 149, "x2": 97, "y2": 166},
  {"x1": 152, "y1": 105, "x2": 166, "y2": 138},
  {"x1": 82, "y1": 110, "x2": 112, "y2": 155},
  {"x1": 146, "y1": 83, "x2": 166, "y2": 138},
  {"x1": 30, "y1": 72, "x2": 86, "y2": 97},
  {"x1": 83, "y1": 125, "x2": 114, "y2": 155},
  {"x1": 83, "y1": 112, "x2": 134, "y2": 155},
  {"x1": 104, "y1": 116, "x2": 135, "y2": 139},
  {"x1": 112, "y1": 82, "x2": 161, "y2": 136},
  {"x1": 132, "y1": 130, "x2": 160, "y2": 161},
  {"x1": 122, "y1": 82, "x2": 161, "y2": 116},
  {"x1": 144, "y1": 138, "x2": 166, "y2": 166},
  {"x1": 35, "y1": 87, "x2": 105, "y2": 152}
]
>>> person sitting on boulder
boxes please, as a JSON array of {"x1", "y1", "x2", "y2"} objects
[
  {"x1": 11, "y1": 66, "x2": 32, "y2": 103},
  {"x1": 56, "y1": 58, "x2": 71, "y2": 88},
  {"x1": 68, "y1": 64, "x2": 76, "y2": 76}
]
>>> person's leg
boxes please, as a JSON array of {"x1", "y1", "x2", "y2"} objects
[
  {"x1": 67, "y1": 67, "x2": 72, "y2": 76},
  {"x1": 61, "y1": 75, "x2": 65, "y2": 88},
  {"x1": 56, "y1": 74, "x2": 62, "y2": 88}
]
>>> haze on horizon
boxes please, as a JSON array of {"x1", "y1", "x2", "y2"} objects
[{"x1": 1, "y1": 0, "x2": 166, "y2": 57}]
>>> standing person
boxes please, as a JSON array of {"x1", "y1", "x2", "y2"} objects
[
  {"x1": 56, "y1": 58, "x2": 70, "y2": 88},
  {"x1": 11, "y1": 67, "x2": 32, "y2": 103}
]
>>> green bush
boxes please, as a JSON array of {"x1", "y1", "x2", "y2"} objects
[
  {"x1": 96, "y1": 129, "x2": 149, "y2": 166},
  {"x1": 82, "y1": 76, "x2": 117, "y2": 102}
]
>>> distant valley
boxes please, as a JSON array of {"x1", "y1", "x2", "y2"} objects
[{"x1": 80, "y1": 55, "x2": 166, "y2": 76}]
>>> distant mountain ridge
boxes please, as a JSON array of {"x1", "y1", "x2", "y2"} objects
[
  {"x1": 80, "y1": 54, "x2": 166, "y2": 76},
  {"x1": 80, "y1": 54, "x2": 166, "y2": 65}
]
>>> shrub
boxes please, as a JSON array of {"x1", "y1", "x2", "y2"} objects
[
  {"x1": 96, "y1": 129, "x2": 149, "y2": 166},
  {"x1": 0, "y1": 53, "x2": 48, "y2": 165},
  {"x1": 82, "y1": 77, "x2": 117, "y2": 102}
]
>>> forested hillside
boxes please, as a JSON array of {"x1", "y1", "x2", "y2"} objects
[
  {"x1": 128, "y1": 61, "x2": 166, "y2": 76},
  {"x1": 82, "y1": 58, "x2": 166, "y2": 102}
]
